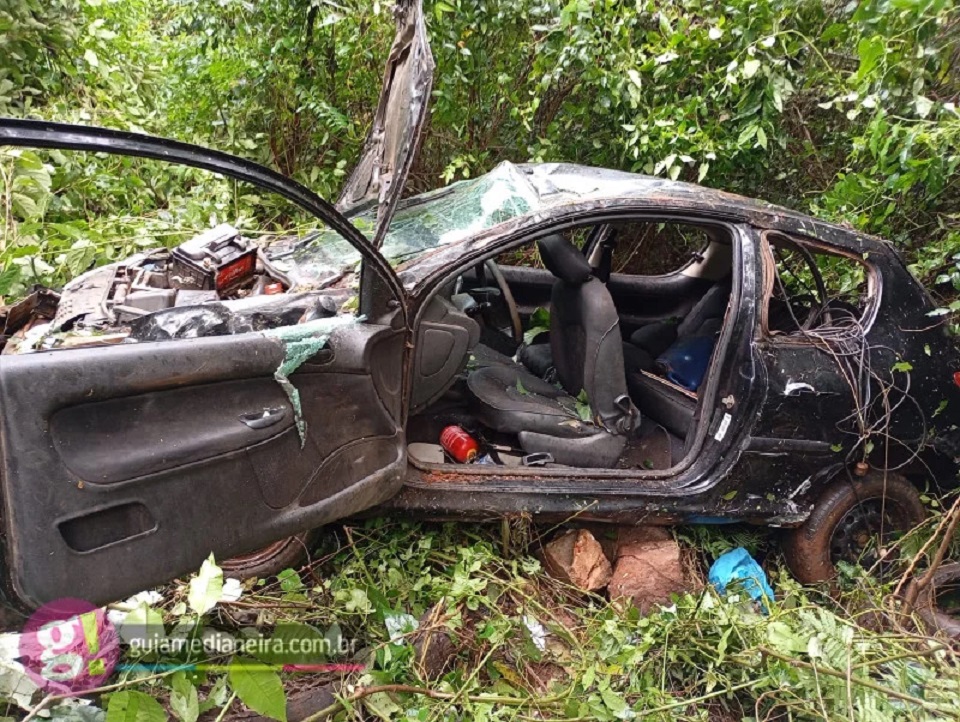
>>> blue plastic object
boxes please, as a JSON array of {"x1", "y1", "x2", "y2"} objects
[
  {"x1": 657, "y1": 335, "x2": 716, "y2": 391},
  {"x1": 708, "y1": 547, "x2": 774, "y2": 611}
]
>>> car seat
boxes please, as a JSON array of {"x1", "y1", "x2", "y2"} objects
[{"x1": 466, "y1": 234, "x2": 639, "y2": 467}]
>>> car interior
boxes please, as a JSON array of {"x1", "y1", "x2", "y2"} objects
[{"x1": 406, "y1": 220, "x2": 735, "y2": 471}]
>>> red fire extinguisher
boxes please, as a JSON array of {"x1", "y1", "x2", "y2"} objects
[{"x1": 440, "y1": 425, "x2": 479, "y2": 463}]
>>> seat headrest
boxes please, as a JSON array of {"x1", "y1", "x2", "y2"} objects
[{"x1": 537, "y1": 234, "x2": 592, "y2": 285}]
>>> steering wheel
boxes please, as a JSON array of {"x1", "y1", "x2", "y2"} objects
[
  {"x1": 794, "y1": 245, "x2": 833, "y2": 330},
  {"x1": 483, "y1": 260, "x2": 523, "y2": 345},
  {"x1": 454, "y1": 261, "x2": 522, "y2": 345}
]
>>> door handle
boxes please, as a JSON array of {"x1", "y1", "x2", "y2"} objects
[{"x1": 239, "y1": 407, "x2": 287, "y2": 429}]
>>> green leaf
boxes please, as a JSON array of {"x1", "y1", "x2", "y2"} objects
[
  {"x1": 530, "y1": 306, "x2": 550, "y2": 328},
  {"x1": 516, "y1": 378, "x2": 529, "y2": 395},
  {"x1": 756, "y1": 126, "x2": 768, "y2": 149},
  {"x1": 363, "y1": 691, "x2": 403, "y2": 721},
  {"x1": 574, "y1": 389, "x2": 592, "y2": 422},
  {"x1": 11, "y1": 192, "x2": 40, "y2": 221},
  {"x1": 737, "y1": 125, "x2": 757, "y2": 146},
  {"x1": 340, "y1": 587, "x2": 372, "y2": 614},
  {"x1": 892, "y1": 360, "x2": 913, "y2": 373},
  {"x1": 170, "y1": 671, "x2": 200, "y2": 722},
  {"x1": 105, "y1": 691, "x2": 167, "y2": 722},
  {"x1": 914, "y1": 95, "x2": 934, "y2": 119},
  {"x1": 14, "y1": 151, "x2": 52, "y2": 191},
  {"x1": 742, "y1": 59, "x2": 761, "y2": 79},
  {"x1": 523, "y1": 306, "x2": 551, "y2": 344},
  {"x1": 0, "y1": 265, "x2": 21, "y2": 296},
  {"x1": 658, "y1": 12, "x2": 672, "y2": 37},
  {"x1": 856, "y1": 35, "x2": 884, "y2": 81},
  {"x1": 523, "y1": 326, "x2": 549, "y2": 344},
  {"x1": 187, "y1": 554, "x2": 223, "y2": 615},
  {"x1": 83, "y1": 49, "x2": 100, "y2": 68},
  {"x1": 228, "y1": 658, "x2": 287, "y2": 722},
  {"x1": 599, "y1": 685, "x2": 629, "y2": 716},
  {"x1": 766, "y1": 621, "x2": 805, "y2": 653},
  {"x1": 316, "y1": 623, "x2": 343, "y2": 658},
  {"x1": 118, "y1": 603, "x2": 164, "y2": 648},
  {"x1": 277, "y1": 568, "x2": 303, "y2": 593},
  {"x1": 256, "y1": 623, "x2": 327, "y2": 665},
  {"x1": 65, "y1": 239, "x2": 97, "y2": 277},
  {"x1": 198, "y1": 676, "x2": 229, "y2": 715}
]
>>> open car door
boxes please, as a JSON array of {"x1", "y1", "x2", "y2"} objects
[
  {"x1": 0, "y1": 0, "x2": 435, "y2": 615},
  {"x1": 0, "y1": 120, "x2": 412, "y2": 613},
  {"x1": 337, "y1": 0, "x2": 434, "y2": 247}
]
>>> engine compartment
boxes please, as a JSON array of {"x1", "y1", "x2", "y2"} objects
[{"x1": 0, "y1": 224, "x2": 354, "y2": 355}]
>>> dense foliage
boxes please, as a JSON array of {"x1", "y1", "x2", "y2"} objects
[
  {"x1": 3, "y1": 2, "x2": 960, "y2": 720},
  {"x1": 1, "y1": 0, "x2": 959, "y2": 302}
]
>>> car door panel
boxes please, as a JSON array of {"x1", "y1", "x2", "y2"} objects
[
  {"x1": 0, "y1": 113, "x2": 417, "y2": 614},
  {"x1": 0, "y1": 322, "x2": 405, "y2": 608},
  {"x1": 746, "y1": 231, "x2": 850, "y2": 489},
  {"x1": 51, "y1": 377, "x2": 294, "y2": 484}
]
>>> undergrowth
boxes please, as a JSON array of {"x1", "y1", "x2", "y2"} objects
[{"x1": 24, "y1": 517, "x2": 957, "y2": 722}]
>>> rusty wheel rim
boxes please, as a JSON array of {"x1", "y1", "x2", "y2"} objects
[
  {"x1": 829, "y1": 498, "x2": 912, "y2": 575},
  {"x1": 221, "y1": 537, "x2": 294, "y2": 571}
]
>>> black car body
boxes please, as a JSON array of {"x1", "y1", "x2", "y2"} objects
[{"x1": 0, "y1": 0, "x2": 958, "y2": 621}]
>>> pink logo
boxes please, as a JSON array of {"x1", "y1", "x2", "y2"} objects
[{"x1": 18, "y1": 598, "x2": 120, "y2": 694}]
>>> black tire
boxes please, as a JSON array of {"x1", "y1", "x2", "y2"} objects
[
  {"x1": 221, "y1": 530, "x2": 319, "y2": 580},
  {"x1": 913, "y1": 562, "x2": 960, "y2": 640},
  {"x1": 783, "y1": 472, "x2": 926, "y2": 584}
]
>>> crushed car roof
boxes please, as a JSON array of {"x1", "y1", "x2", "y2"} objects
[{"x1": 272, "y1": 161, "x2": 885, "y2": 294}]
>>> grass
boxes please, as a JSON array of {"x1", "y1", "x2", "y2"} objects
[{"x1": 29, "y1": 515, "x2": 955, "y2": 722}]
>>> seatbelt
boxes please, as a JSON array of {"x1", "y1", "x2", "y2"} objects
[{"x1": 607, "y1": 394, "x2": 640, "y2": 434}]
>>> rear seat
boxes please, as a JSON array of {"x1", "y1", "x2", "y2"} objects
[
  {"x1": 628, "y1": 280, "x2": 731, "y2": 360},
  {"x1": 624, "y1": 280, "x2": 731, "y2": 439}
]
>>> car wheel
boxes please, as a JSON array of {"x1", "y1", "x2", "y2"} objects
[
  {"x1": 783, "y1": 472, "x2": 926, "y2": 584},
  {"x1": 220, "y1": 530, "x2": 319, "y2": 580},
  {"x1": 912, "y1": 562, "x2": 960, "y2": 640}
]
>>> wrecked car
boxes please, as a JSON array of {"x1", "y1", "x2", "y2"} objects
[{"x1": 1, "y1": 0, "x2": 959, "y2": 623}]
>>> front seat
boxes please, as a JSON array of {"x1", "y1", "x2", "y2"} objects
[{"x1": 466, "y1": 234, "x2": 639, "y2": 467}]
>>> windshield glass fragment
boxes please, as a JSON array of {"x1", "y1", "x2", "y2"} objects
[{"x1": 264, "y1": 161, "x2": 543, "y2": 290}]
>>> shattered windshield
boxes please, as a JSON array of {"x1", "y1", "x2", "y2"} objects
[{"x1": 264, "y1": 162, "x2": 541, "y2": 290}]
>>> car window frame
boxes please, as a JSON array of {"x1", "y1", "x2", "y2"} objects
[
  {"x1": 758, "y1": 229, "x2": 880, "y2": 341},
  {"x1": 533, "y1": 219, "x2": 714, "y2": 276}
]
